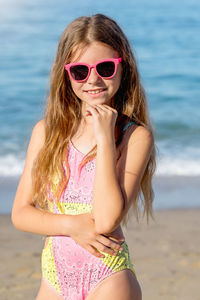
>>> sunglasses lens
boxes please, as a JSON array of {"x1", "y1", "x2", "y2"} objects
[
  {"x1": 70, "y1": 65, "x2": 89, "y2": 81},
  {"x1": 96, "y1": 61, "x2": 115, "y2": 78}
]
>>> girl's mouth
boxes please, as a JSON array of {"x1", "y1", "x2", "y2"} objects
[{"x1": 84, "y1": 88, "x2": 107, "y2": 96}]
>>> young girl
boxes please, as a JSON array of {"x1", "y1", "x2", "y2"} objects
[{"x1": 12, "y1": 14, "x2": 156, "y2": 300}]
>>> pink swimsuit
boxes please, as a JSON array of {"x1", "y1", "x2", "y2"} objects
[{"x1": 41, "y1": 122, "x2": 136, "y2": 299}]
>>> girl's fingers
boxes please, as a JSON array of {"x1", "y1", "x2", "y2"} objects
[
  {"x1": 87, "y1": 104, "x2": 111, "y2": 114},
  {"x1": 88, "y1": 105, "x2": 105, "y2": 114},
  {"x1": 85, "y1": 106, "x2": 101, "y2": 118},
  {"x1": 90, "y1": 105, "x2": 115, "y2": 119},
  {"x1": 86, "y1": 245, "x2": 105, "y2": 258},
  {"x1": 97, "y1": 104, "x2": 118, "y2": 114},
  {"x1": 94, "y1": 104, "x2": 107, "y2": 111},
  {"x1": 92, "y1": 241, "x2": 118, "y2": 256},
  {"x1": 88, "y1": 103, "x2": 112, "y2": 111},
  {"x1": 97, "y1": 235, "x2": 123, "y2": 251},
  {"x1": 86, "y1": 104, "x2": 117, "y2": 119},
  {"x1": 94, "y1": 104, "x2": 113, "y2": 114},
  {"x1": 86, "y1": 105, "x2": 98, "y2": 114}
]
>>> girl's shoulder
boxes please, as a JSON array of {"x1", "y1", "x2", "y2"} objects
[
  {"x1": 33, "y1": 118, "x2": 46, "y2": 144},
  {"x1": 35, "y1": 118, "x2": 45, "y2": 130},
  {"x1": 120, "y1": 119, "x2": 153, "y2": 154},
  {"x1": 26, "y1": 119, "x2": 46, "y2": 158}
]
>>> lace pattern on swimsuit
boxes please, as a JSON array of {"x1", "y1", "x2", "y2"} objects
[{"x1": 41, "y1": 130, "x2": 136, "y2": 299}]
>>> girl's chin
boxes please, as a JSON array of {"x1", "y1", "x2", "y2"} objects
[{"x1": 84, "y1": 95, "x2": 111, "y2": 104}]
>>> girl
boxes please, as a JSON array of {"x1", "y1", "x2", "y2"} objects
[{"x1": 12, "y1": 14, "x2": 156, "y2": 300}]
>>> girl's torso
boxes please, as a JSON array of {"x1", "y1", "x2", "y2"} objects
[
  {"x1": 47, "y1": 119, "x2": 136, "y2": 215},
  {"x1": 41, "y1": 120, "x2": 137, "y2": 299}
]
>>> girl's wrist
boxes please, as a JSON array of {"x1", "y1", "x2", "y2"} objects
[
  {"x1": 97, "y1": 136, "x2": 117, "y2": 160},
  {"x1": 60, "y1": 214, "x2": 75, "y2": 237},
  {"x1": 96, "y1": 135, "x2": 115, "y2": 148}
]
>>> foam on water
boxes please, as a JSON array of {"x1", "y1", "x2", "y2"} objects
[{"x1": 1, "y1": 151, "x2": 200, "y2": 177}]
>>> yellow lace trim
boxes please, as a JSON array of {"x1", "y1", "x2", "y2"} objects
[
  {"x1": 48, "y1": 202, "x2": 93, "y2": 215},
  {"x1": 99, "y1": 241, "x2": 136, "y2": 277},
  {"x1": 41, "y1": 236, "x2": 61, "y2": 295}
]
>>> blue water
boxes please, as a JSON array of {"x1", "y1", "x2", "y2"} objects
[{"x1": 0, "y1": 0, "x2": 200, "y2": 178}]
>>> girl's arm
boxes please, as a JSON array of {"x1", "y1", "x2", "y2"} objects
[
  {"x1": 92, "y1": 125, "x2": 154, "y2": 234},
  {"x1": 11, "y1": 119, "x2": 73, "y2": 236},
  {"x1": 11, "y1": 120, "x2": 123, "y2": 257}
]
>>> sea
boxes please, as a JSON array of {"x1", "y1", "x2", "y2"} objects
[{"x1": 0, "y1": 0, "x2": 200, "y2": 213}]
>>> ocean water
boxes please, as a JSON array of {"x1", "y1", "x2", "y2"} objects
[{"x1": 0, "y1": 0, "x2": 200, "y2": 180}]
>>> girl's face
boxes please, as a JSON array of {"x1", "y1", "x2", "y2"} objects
[{"x1": 68, "y1": 41, "x2": 122, "y2": 109}]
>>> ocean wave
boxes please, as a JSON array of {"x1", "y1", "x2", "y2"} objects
[
  {"x1": 1, "y1": 152, "x2": 200, "y2": 177},
  {"x1": 156, "y1": 156, "x2": 200, "y2": 176}
]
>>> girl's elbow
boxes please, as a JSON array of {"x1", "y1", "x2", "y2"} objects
[
  {"x1": 94, "y1": 206, "x2": 124, "y2": 234},
  {"x1": 95, "y1": 216, "x2": 121, "y2": 234},
  {"x1": 11, "y1": 210, "x2": 19, "y2": 229},
  {"x1": 95, "y1": 222, "x2": 110, "y2": 235},
  {"x1": 11, "y1": 208, "x2": 21, "y2": 230},
  {"x1": 11, "y1": 205, "x2": 27, "y2": 231}
]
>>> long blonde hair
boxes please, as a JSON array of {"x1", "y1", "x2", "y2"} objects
[{"x1": 32, "y1": 14, "x2": 157, "y2": 226}]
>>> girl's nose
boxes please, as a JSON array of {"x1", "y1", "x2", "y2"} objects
[{"x1": 87, "y1": 67, "x2": 101, "y2": 84}]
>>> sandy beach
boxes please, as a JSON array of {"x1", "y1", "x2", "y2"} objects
[
  {"x1": 0, "y1": 209, "x2": 200, "y2": 300},
  {"x1": 0, "y1": 175, "x2": 200, "y2": 300}
]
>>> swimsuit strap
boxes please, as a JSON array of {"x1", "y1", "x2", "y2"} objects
[{"x1": 122, "y1": 121, "x2": 135, "y2": 132}]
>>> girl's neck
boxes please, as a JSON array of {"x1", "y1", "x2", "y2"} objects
[{"x1": 72, "y1": 118, "x2": 95, "y2": 143}]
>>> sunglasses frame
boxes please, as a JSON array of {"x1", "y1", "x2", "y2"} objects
[{"x1": 64, "y1": 57, "x2": 122, "y2": 82}]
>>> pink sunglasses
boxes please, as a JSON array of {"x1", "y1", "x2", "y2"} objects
[{"x1": 64, "y1": 58, "x2": 122, "y2": 82}]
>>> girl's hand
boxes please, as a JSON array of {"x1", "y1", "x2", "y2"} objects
[
  {"x1": 69, "y1": 213, "x2": 124, "y2": 258},
  {"x1": 104, "y1": 225, "x2": 125, "y2": 243},
  {"x1": 85, "y1": 103, "x2": 118, "y2": 144}
]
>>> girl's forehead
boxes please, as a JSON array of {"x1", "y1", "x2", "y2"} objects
[
  {"x1": 70, "y1": 41, "x2": 119, "y2": 63},
  {"x1": 70, "y1": 44, "x2": 88, "y2": 61}
]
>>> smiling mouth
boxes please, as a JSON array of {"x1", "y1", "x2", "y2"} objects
[{"x1": 85, "y1": 88, "x2": 106, "y2": 95}]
